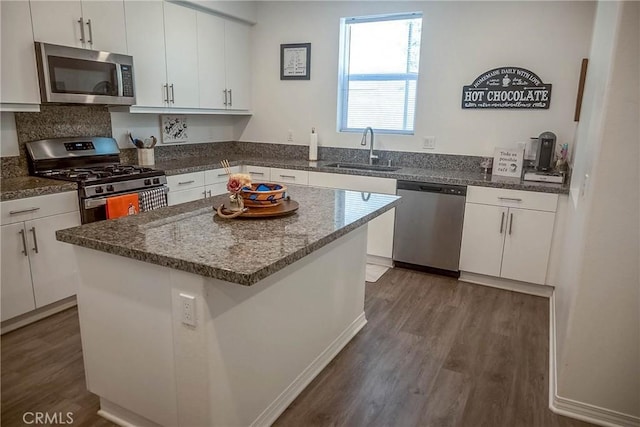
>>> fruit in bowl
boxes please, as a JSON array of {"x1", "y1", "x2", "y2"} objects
[{"x1": 241, "y1": 183, "x2": 287, "y2": 208}]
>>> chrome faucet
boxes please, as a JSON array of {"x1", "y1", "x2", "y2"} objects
[{"x1": 360, "y1": 127, "x2": 378, "y2": 165}]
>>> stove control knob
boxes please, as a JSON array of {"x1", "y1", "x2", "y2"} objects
[
  {"x1": 106, "y1": 185, "x2": 114, "y2": 192},
  {"x1": 95, "y1": 186, "x2": 104, "y2": 194},
  {"x1": 144, "y1": 179, "x2": 151, "y2": 185},
  {"x1": 152, "y1": 178, "x2": 160, "y2": 184}
]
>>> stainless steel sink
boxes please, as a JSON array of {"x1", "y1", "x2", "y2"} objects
[{"x1": 324, "y1": 162, "x2": 400, "y2": 172}]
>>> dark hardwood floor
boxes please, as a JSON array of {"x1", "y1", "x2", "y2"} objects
[{"x1": 1, "y1": 268, "x2": 592, "y2": 427}]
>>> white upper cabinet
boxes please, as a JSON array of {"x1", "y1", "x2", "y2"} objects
[
  {"x1": 0, "y1": 0, "x2": 40, "y2": 108},
  {"x1": 197, "y1": 12, "x2": 251, "y2": 110},
  {"x1": 224, "y1": 20, "x2": 251, "y2": 110},
  {"x1": 31, "y1": 1, "x2": 127, "y2": 53},
  {"x1": 124, "y1": 0, "x2": 167, "y2": 108},
  {"x1": 79, "y1": 1, "x2": 127, "y2": 53},
  {"x1": 163, "y1": 2, "x2": 199, "y2": 108},
  {"x1": 31, "y1": 1, "x2": 84, "y2": 48},
  {"x1": 197, "y1": 12, "x2": 226, "y2": 109}
]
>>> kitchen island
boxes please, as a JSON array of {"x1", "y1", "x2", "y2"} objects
[{"x1": 56, "y1": 185, "x2": 399, "y2": 427}]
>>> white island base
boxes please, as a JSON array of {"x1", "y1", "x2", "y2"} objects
[{"x1": 75, "y1": 226, "x2": 368, "y2": 427}]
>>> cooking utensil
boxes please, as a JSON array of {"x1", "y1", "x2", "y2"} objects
[{"x1": 128, "y1": 132, "x2": 145, "y2": 149}]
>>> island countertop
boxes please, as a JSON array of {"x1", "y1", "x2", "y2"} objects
[{"x1": 56, "y1": 185, "x2": 400, "y2": 286}]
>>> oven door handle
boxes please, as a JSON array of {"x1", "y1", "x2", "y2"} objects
[{"x1": 84, "y1": 186, "x2": 168, "y2": 209}]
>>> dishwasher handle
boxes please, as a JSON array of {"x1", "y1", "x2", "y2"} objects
[{"x1": 397, "y1": 180, "x2": 466, "y2": 196}]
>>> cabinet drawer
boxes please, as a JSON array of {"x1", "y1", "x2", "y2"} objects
[
  {"x1": 243, "y1": 165, "x2": 270, "y2": 181},
  {"x1": 166, "y1": 172, "x2": 205, "y2": 191},
  {"x1": 1, "y1": 191, "x2": 78, "y2": 225},
  {"x1": 466, "y1": 186, "x2": 558, "y2": 212},
  {"x1": 270, "y1": 168, "x2": 309, "y2": 185},
  {"x1": 204, "y1": 166, "x2": 241, "y2": 185}
]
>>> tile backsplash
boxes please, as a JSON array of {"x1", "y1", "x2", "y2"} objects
[{"x1": 1, "y1": 105, "x2": 111, "y2": 178}]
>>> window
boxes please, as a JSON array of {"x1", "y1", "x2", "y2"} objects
[{"x1": 338, "y1": 12, "x2": 422, "y2": 134}]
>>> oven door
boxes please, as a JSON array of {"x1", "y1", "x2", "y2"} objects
[
  {"x1": 35, "y1": 42, "x2": 135, "y2": 105},
  {"x1": 81, "y1": 186, "x2": 167, "y2": 224}
]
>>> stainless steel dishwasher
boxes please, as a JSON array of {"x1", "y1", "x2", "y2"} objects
[{"x1": 393, "y1": 181, "x2": 467, "y2": 276}]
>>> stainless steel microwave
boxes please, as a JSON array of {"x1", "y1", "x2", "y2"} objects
[{"x1": 35, "y1": 42, "x2": 135, "y2": 105}]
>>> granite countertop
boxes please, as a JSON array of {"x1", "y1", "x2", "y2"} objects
[
  {"x1": 1, "y1": 176, "x2": 77, "y2": 202},
  {"x1": 154, "y1": 156, "x2": 570, "y2": 195},
  {"x1": 56, "y1": 185, "x2": 400, "y2": 286},
  {"x1": 1, "y1": 154, "x2": 569, "y2": 202}
]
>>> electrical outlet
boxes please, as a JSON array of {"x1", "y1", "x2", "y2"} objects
[
  {"x1": 423, "y1": 136, "x2": 436, "y2": 150},
  {"x1": 180, "y1": 293, "x2": 196, "y2": 327},
  {"x1": 287, "y1": 129, "x2": 294, "y2": 142}
]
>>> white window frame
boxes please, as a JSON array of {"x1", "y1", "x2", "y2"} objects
[{"x1": 337, "y1": 12, "x2": 422, "y2": 135}]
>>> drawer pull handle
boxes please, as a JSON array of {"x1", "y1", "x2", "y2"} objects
[
  {"x1": 279, "y1": 175, "x2": 296, "y2": 179},
  {"x1": 207, "y1": 190, "x2": 212, "y2": 197},
  {"x1": 499, "y1": 211, "x2": 505, "y2": 234},
  {"x1": 249, "y1": 171, "x2": 264, "y2": 176},
  {"x1": 19, "y1": 229, "x2": 27, "y2": 256},
  {"x1": 178, "y1": 180, "x2": 195, "y2": 185},
  {"x1": 9, "y1": 207, "x2": 40, "y2": 215},
  {"x1": 498, "y1": 197, "x2": 523, "y2": 202},
  {"x1": 218, "y1": 173, "x2": 228, "y2": 177},
  {"x1": 509, "y1": 213, "x2": 514, "y2": 235},
  {"x1": 30, "y1": 227, "x2": 39, "y2": 253}
]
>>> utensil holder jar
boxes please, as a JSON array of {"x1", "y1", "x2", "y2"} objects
[{"x1": 137, "y1": 148, "x2": 155, "y2": 166}]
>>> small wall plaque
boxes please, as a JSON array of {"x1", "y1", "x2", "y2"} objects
[
  {"x1": 492, "y1": 147, "x2": 524, "y2": 178},
  {"x1": 161, "y1": 115, "x2": 188, "y2": 143},
  {"x1": 462, "y1": 67, "x2": 552, "y2": 109},
  {"x1": 280, "y1": 43, "x2": 311, "y2": 80}
]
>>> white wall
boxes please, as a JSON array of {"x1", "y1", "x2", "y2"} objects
[
  {"x1": 241, "y1": 1, "x2": 595, "y2": 156},
  {"x1": 554, "y1": 0, "x2": 639, "y2": 418},
  {"x1": 110, "y1": 113, "x2": 249, "y2": 149}
]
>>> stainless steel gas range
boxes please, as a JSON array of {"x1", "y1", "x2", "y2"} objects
[{"x1": 26, "y1": 137, "x2": 167, "y2": 223}]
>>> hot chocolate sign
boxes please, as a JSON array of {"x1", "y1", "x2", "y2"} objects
[{"x1": 462, "y1": 67, "x2": 552, "y2": 109}]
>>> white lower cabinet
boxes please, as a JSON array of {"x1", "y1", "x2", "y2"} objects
[
  {"x1": 308, "y1": 171, "x2": 396, "y2": 260},
  {"x1": 1, "y1": 193, "x2": 80, "y2": 322},
  {"x1": 167, "y1": 167, "x2": 241, "y2": 206},
  {"x1": 270, "y1": 168, "x2": 309, "y2": 186},
  {"x1": 459, "y1": 186, "x2": 558, "y2": 285}
]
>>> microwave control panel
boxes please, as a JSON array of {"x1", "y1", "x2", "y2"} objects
[{"x1": 121, "y1": 65, "x2": 134, "y2": 97}]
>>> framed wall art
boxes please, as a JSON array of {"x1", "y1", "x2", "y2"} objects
[
  {"x1": 161, "y1": 115, "x2": 188, "y2": 144},
  {"x1": 280, "y1": 43, "x2": 311, "y2": 80}
]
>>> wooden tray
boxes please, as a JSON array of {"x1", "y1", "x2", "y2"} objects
[{"x1": 217, "y1": 199, "x2": 299, "y2": 219}]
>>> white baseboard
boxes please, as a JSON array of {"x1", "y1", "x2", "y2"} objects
[
  {"x1": 1, "y1": 296, "x2": 77, "y2": 335},
  {"x1": 98, "y1": 398, "x2": 162, "y2": 427},
  {"x1": 367, "y1": 254, "x2": 393, "y2": 268},
  {"x1": 250, "y1": 312, "x2": 368, "y2": 427},
  {"x1": 548, "y1": 293, "x2": 640, "y2": 427},
  {"x1": 459, "y1": 271, "x2": 553, "y2": 297}
]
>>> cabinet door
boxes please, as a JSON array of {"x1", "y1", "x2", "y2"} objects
[
  {"x1": 501, "y1": 208, "x2": 556, "y2": 285},
  {"x1": 224, "y1": 20, "x2": 251, "y2": 110},
  {"x1": 124, "y1": 0, "x2": 167, "y2": 107},
  {"x1": 197, "y1": 12, "x2": 226, "y2": 109},
  {"x1": 31, "y1": 0, "x2": 84, "y2": 48},
  {"x1": 163, "y1": 2, "x2": 199, "y2": 108},
  {"x1": 167, "y1": 187, "x2": 206, "y2": 206},
  {"x1": 80, "y1": 0, "x2": 127, "y2": 53},
  {"x1": 1, "y1": 1, "x2": 40, "y2": 105},
  {"x1": 27, "y1": 211, "x2": 81, "y2": 308},
  {"x1": 0, "y1": 223, "x2": 35, "y2": 321},
  {"x1": 459, "y1": 203, "x2": 507, "y2": 277}
]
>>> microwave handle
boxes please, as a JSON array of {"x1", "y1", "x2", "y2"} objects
[{"x1": 116, "y1": 64, "x2": 124, "y2": 97}]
